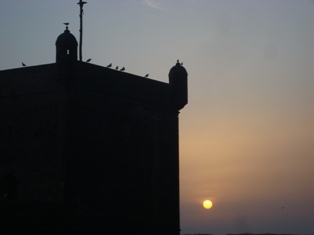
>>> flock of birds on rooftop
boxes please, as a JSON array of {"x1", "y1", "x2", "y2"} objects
[
  {"x1": 22, "y1": 59, "x2": 150, "y2": 78},
  {"x1": 22, "y1": 59, "x2": 184, "y2": 78},
  {"x1": 104, "y1": 62, "x2": 148, "y2": 77}
]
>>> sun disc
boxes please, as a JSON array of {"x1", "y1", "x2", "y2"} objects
[{"x1": 203, "y1": 200, "x2": 213, "y2": 209}]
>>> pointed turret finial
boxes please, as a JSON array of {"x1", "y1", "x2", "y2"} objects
[
  {"x1": 64, "y1": 22, "x2": 69, "y2": 30},
  {"x1": 176, "y1": 59, "x2": 184, "y2": 66}
]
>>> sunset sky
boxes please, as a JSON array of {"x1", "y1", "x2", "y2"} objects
[{"x1": 1, "y1": 1, "x2": 313, "y2": 234}]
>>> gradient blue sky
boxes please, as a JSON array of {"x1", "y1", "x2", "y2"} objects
[{"x1": 1, "y1": 1, "x2": 313, "y2": 234}]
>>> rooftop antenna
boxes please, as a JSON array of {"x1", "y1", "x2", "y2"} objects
[{"x1": 77, "y1": 0, "x2": 87, "y2": 62}]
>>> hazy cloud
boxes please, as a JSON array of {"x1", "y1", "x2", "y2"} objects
[{"x1": 144, "y1": 0, "x2": 165, "y2": 10}]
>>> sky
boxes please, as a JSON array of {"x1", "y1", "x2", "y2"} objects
[{"x1": 1, "y1": 0, "x2": 313, "y2": 234}]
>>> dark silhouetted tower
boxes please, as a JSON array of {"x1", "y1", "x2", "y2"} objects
[
  {"x1": 169, "y1": 60, "x2": 188, "y2": 110},
  {"x1": 55, "y1": 26, "x2": 78, "y2": 63}
]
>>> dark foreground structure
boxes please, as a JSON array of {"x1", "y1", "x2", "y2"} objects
[{"x1": 0, "y1": 27, "x2": 187, "y2": 234}]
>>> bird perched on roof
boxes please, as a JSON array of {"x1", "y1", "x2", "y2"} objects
[
  {"x1": 145, "y1": 74, "x2": 149, "y2": 78},
  {"x1": 86, "y1": 58, "x2": 91, "y2": 63},
  {"x1": 115, "y1": 66, "x2": 119, "y2": 70},
  {"x1": 22, "y1": 62, "x2": 26, "y2": 67},
  {"x1": 63, "y1": 23, "x2": 69, "y2": 30},
  {"x1": 107, "y1": 63, "x2": 112, "y2": 68},
  {"x1": 120, "y1": 67, "x2": 125, "y2": 71}
]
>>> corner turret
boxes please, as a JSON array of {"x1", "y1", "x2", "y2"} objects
[
  {"x1": 169, "y1": 60, "x2": 188, "y2": 110},
  {"x1": 55, "y1": 25, "x2": 78, "y2": 63}
]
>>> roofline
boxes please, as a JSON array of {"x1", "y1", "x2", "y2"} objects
[{"x1": 0, "y1": 63, "x2": 56, "y2": 73}]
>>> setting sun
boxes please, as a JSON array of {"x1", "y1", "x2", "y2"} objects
[{"x1": 203, "y1": 200, "x2": 213, "y2": 209}]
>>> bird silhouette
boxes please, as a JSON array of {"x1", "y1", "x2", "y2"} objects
[
  {"x1": 115, "y1": 66, "x2": 119, "y2": 70},
  {"x1": 180, "y1": 62, "x2": 183, "y2": 65},
  {"x1": 107, "y1": 63, "x2": 112, "y2": 68},
  {"x1": 86, "y1": 58, "x2": 91, "y2": 63},
  {"x1": 120, "y1": 67, "x2": 125, "y2": 71},
  {"x1": 145, "y1": 74, "x2": 149, "y2": 78},
  {"x1": 22, "y1": 62, "x2": 26, "y2": 67}
]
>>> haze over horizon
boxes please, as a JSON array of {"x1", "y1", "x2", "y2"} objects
[{"x1": 1, "y1": 1, "x2": 313, "y2": 235}]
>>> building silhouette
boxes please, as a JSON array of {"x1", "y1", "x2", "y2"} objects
[{"x1": 0, "y1": 26, "x2": 188, "y2": 234}]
